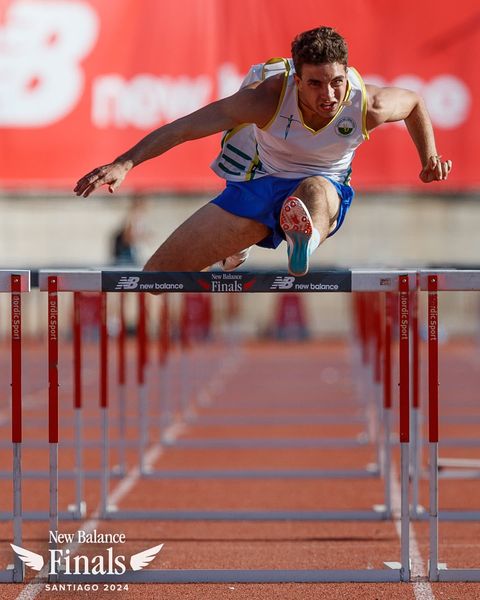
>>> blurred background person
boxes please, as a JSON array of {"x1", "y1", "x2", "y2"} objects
[{"x1": 111, "y1": 196, "x2": 150, "y2": 266}]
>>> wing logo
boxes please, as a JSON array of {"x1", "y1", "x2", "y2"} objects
[
  {"x1": 130, "y1": 544, "x2": 164, "y2": 571},
  {"x1": 10, "y1": 544, "x2": 44, "y2": 571}
]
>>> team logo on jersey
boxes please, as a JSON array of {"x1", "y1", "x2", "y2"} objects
[{"x1": 335, "y1": 117, "x2": 356, "y2": 137}]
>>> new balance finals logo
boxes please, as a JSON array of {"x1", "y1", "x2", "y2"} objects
[
  {"x1": 115, "y1": 276, "x2": 140, "y2": 290},
  {"x1": 10, "y1": 529, "x2": 164, "y2": 576},
  {"x1": 270, "y1": 276, "x2": 296, "y2": 290}
]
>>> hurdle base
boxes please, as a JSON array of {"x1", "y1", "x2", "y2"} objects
[
  {"x1": 415, "y1": 509, "x2": 480, "y2": 521},
  {"x1": 162, "y1": 437, "x2": 370, "y2": 449},
  {"x1": 100, "y1": 507, "x2": 392, "y2": 521},
  {"x1": 438, "y1": 567, "x2": 480, "y2": 582},
  {"x1": 67, "y1": 501, "x2": 87, "y2": 519},
  {"x1": 410, "y1": 504, "x2": 426, "y2": 519},
  {"x1": 52, "y1": 566, "x2": 403, "y2": 583},
  {"x1": 429, "y1": 562, "x2": 480, "y2": 582},
  {"x1": 136, "y1": 467, "x2": 379, "y2": 479},
  {"x1": 373, "y1": 504, "x2": 392, "y2": 519},
  {"x1": 0, "y1": 564, "x2": 20, "y2": 583},
  {"x1": 0, "y1": 507, "x2": 85, "y2": 522}
]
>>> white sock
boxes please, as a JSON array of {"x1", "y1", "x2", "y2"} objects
[{"x1": 309, "y1": 228, "x2": 321, "y2": 255}]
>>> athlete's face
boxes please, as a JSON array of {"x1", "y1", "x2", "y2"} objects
[{"x1": 294, "y1": 62, "x2": 348, "y2": 119}]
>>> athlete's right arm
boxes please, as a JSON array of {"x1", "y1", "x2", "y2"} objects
[{"x1": 74, "y1": 76, "x2": 283, "y2": 197}]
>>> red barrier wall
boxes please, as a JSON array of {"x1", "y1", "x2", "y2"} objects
[{"x1": 0, "y1": 0, "x2": 477, "y2": 191}]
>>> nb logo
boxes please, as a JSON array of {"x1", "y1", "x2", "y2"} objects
[
  {"x1": 0, "y1": 0, "x2": 99, "y2": 126},
  {"x1": 115, "y1": 276, "x2": 140, "y2": 290},
  {"x1": 270, "y1": 276, "x2": 295, "y2": 290}
]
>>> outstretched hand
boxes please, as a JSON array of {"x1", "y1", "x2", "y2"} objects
[
  {"x1": 419, "y1": 155, "x2": 452, "y2": 183},
  {"x1": 74, "y1": 161, "x2": 133, "y2": 197}
]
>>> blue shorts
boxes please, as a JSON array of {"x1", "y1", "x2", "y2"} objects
[{"x1": 210, "y1": 175, "x2": 354, "y2": 249}]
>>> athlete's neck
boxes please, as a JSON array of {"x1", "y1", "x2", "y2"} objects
[{"x1": 297, "y1": 97, "x2": 335, "y2": 130}]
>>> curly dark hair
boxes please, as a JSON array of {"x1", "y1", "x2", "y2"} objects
[{"x1": 291, "y1": 27, "x2": 348, "y2": 75}]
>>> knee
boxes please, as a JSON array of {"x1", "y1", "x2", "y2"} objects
[{"x1": 295, "y1": 176, "x2": 330, "y2": 200}]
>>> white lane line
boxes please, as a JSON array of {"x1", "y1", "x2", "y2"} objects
[
  {"x1": 391, "y1": 463, "x2": 435, "y2": 600},
  {"x1": 14, "y1": 422, "x2": 186, "y2": 600}
]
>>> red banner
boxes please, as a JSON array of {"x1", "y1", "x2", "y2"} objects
[{"x1": 0, "y1": 0, "x2": 477, "y2": 191}]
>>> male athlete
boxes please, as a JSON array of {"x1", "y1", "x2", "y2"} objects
[{"x1": 75, "y1": 26, "x2": 452, "y2": 276}]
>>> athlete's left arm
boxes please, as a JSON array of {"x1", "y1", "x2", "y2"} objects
[{"x1": 365, "y1": 85, "x2": 452, "y2": 183}]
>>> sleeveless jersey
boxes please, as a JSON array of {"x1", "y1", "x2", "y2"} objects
[{"x1": 210, "y1": 58, "x2": 369, "y2": 185}]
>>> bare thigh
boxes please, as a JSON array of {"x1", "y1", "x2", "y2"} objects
[{"x1": 143, "y1": 204, "x2": 269, "y2": 271}]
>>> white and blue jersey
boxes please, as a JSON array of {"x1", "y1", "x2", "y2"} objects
[
  {"x1": 210, "y1": 58, "x2": 369, "y2": 249},
  {"x1": 211, "y1": 58, "x2": 369, "y2": 184}
]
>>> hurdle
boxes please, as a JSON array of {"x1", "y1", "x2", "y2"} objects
[
  {"x1": 41, "y1": 269, "x2": 402, "y2": 522},
  {"x1": 38, "y1": 269, "x2": 412, "y2": 583},
  {"x1": 351, "y1": 290, "x2": 395, "y2": 516},
  {"x1": 0, "y1": 270, "x2": 30, "y2": 583},
  {"x1": 420, "y1": 269, "x2": 480, "y2": 582},
  {"x1": 0, "y1": 286, "x2": 121, "y2": 521},
  {"x1": 128, "y1": 284, "x2": 384, "y2": 489}
]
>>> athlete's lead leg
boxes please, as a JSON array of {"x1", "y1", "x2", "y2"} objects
[{"x1": 280, "y1": 176, "x2": 341, "y2": 276}]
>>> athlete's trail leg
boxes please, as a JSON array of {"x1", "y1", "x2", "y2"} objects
[{"x1": 143, "y1": 204, "x2": 269, "y2": 271}]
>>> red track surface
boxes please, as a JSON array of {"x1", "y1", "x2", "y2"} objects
[{"x1": 0, "y1": 335, "x2": 479, "y2": 599}]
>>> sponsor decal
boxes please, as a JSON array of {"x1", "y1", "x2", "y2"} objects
[
  {"x1": 199, "y1": 273, "x2": 257, "y2": 292},
  {"x1": 0, "y1": 0, "x2": 99, "y2": 127},
  {"x1": 114, "y1": 276, "x2": 140, "y2": 290},
  {"x1": 293, "y1": 282, "x2": 340, "y2": 291},
  {"x1": 270, "y1": 276, "x2": 296, "y2": 290}
]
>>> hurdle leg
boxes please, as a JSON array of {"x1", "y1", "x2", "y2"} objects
[
  {"x1": 138, "y1": 380, "x2": 149, "y2": 474},
  {"x1": 100, "y1": 407, "x2": 110, "y2": 515},
  {"x1": 100, "y1": 293, "x2": 111, "y2": 515},
  {"x1": 117, "y1": 293, "x2": 127, "y2": 474},
  {"x1": 159, "y1": 362, "x2": 172, "y2": 441},
  {"x1": 157, "y1": 295, "x2": 173, "y2": 440},
  {"x1": 381, "y1": 292, "x2": 393, "y2": 518},
  {"x1": 427, "y1": 275, "x2": 440, "y2": 581},
  {"x1": 11, "y1": 275, "x2": 24, "y2": 582},
  {"x1": 72, "y1": 294, "x2": 86, "y2": 518},
  {"x1": 72, "y1": 408, "x2": 86, "y2": 518},
  {"x1": 373, "y1": 294, "x2": 383, "y2": 474},
  {"x1": 410, "y1": 285, "x2": 423, "y2": 518},
  {"x1": 48, "y1": 276, "x2": 59, "y2": 582},
  {"x1": 117, "y1": 384, "x2": 127, "y2": 472},
  {"x1": 136, "y1": 294, "x2": 150, "y2": 474},
  {"x1": 399, "y1": 275, "x2": 411, "y2": 582},
  {"x1": 12, "y1": 444, "x2": 23, "y2": 581}
]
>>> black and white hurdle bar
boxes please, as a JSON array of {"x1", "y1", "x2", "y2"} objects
[{"x1": 37, "y1": 269, "x2": 414, "y2": 584}]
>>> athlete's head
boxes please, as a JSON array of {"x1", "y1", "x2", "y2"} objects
[
  {"x1": 292, "y1": 27, "x2": 349, "y2": 119},
  {"x1": 291, "y1": 27, "x2": 348, "y2": 76}
]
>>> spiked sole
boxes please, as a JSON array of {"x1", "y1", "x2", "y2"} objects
[{"x1": 280, "y1": 197, "x2": 313, "y2": 277}]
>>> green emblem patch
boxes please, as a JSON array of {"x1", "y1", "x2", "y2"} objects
[{"x1": 335, "y1": 117, "x2": 356, "y2": 137}]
